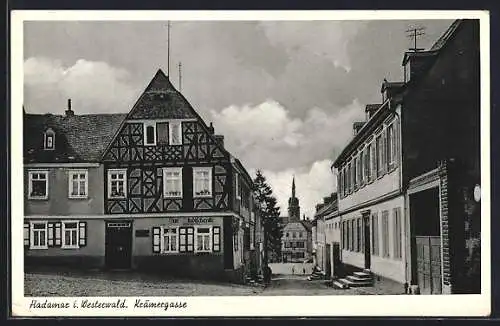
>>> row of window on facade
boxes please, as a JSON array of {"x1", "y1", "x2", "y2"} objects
[
  {"x1": 152, "y1": 225, "x2": 222, "y2": 254},
  {"x1": 42, "y1": 121, "x2": 184, "y2": 151},
  {"x1": 284, "y1": 241, "x2": 306, "y2": 248},
  {"x1": 24, "y1": 220, "x2": 87, "y2": 249},
  {"x1": 285, "y1": 232, "x2": 305, "y2": 238},
  {"x1": 341, "y1": 208, "x2": 402, "y2": 260},
  {"x1": 338, "y1": 119, "x2": 399, "y2": 198},
  {"x1": 284, "y1": 252, "x2": 305, "y2": 259},
  {"x1": 28, "y1": 167, "x2": 215, "y2": 200}
]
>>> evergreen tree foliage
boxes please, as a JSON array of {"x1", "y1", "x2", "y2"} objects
[{"x1": 253, "y1": 170, "x2": 283, "y2": 262}]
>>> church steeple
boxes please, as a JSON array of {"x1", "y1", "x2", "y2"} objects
[{"x1": 288, "y1": 176, "x2": 300, "y2": 222}]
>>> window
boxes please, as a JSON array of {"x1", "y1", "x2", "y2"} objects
[
  {"x1": 235, "y1": 173, "x2": 241, "y2": 199},
  {"x1": 382, "y1": 210, "x2": 390, "y2": 258},
  {"x1": 144, "y1": 122, "x2": 156, "y2": 146},
  {"x1": 360, "y1": 151, "x2": 365, "y2": 185},
  {"x1": 356, "y1": 218, "x2": 362, "y2": 252},
  {"x1": 393, "y1": 208, "x2": 402, "y2": 259},
  {"x1": 353, "y1": 157, "x2": 357, "y2": 188},
  {"x1": 370, "y1": 143, "x2": 377, "y2": 179},
  {"x1": 347, "y1": 163, "x2": 352, "y2": 193},
  {"x1": 366, "y1": 144, "x2": 372, "y2": 182},
  {"x1": 387, "y1": 124, "x2": 395, "y2": 166},
  {"x1": 196, "y1": 227, "x2": 212, "y2": 252},
  {"x1": 193, "y1": 167, "x2": 212, "y2": 197},
  {"x1": 213, "y1": 226, "x2": 221, "y2": 252},
  {"x1": 108, "y1": 169, "x2": 127, "y2": 198},
  {"x1": 372, "y1": 213, "x2": 379, "y2": 256},
  {"x1": 286, "y1": 232, "x2": 289, "y2": 238},
  {"x1": 376, "y1": 135, "x2": 384, "y2": 176},
  {"x1": 30, "y1": 221, "x2": 47, "y2": 249},
  {"x1": 44, "y1": 128, "x2": 55, "y2": 150},
  {"x1": 292, "y1": 232, "x2": 296, "y2": 238},
  {"x1": 62, "y1": 221, "x2": 79, "y2": 249},
  {"x1": 299, "y1": 232, "x2": 303, "y2": 238},
  {"x1": 163, "y1": 168, "x2": 182, "y2": 198},
  {"x1": 68, "y1": 170, "x2": 88, "y2": 198},
  {"x1": 285, "y1": 242, "x2": 291, "y2": 248},
  {"x1": 169, "y1": 121, "x2": 182, "y2": 145},
  {"x1": 28, "y1": 171, "x2": 48, "y2": 199},
  {"x1": 179, "y1": 227, "x2": 194, "y2": 252},
  {"x1": 157, "y1": 122, "x2": 169, "y2": 144},
  {"x1": 162, "y1": 227, "x2": 178, "y2": 253}
]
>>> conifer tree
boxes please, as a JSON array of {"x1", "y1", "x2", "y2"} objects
[{"x1": 253, "y1": 170, "x2": 283, "y2": 263}]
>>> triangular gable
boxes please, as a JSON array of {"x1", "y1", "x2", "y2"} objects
[{"x1": 127, "y1": 69, "x2": 197, "y2": 120}]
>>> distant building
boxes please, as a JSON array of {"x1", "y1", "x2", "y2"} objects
[{"x1": 280, "y1": 177, "x2": 312, "y2": 262}]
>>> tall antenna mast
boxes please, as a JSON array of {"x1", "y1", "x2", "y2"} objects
[
  {"x1": 178, "y1": 62, "x2": 182, "y2": 92},
  {"x1": 406, "y1": 26, "x2": 426, "y2": 52},
  {"x1": 167, "y1": 21, "x2": 171, "y2": 76}
]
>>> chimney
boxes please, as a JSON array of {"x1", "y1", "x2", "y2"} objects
[
  {"x1": 214, "y1": 135, "x2": 224, "y2": 147},
  {"x1": 65, "y1": 99, "x2": 74, "y2": 117},
  {"x1": 208, "y1": 122, "x2": 215, "y2": 134}
]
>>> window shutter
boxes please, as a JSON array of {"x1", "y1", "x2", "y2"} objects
[
  {"x1": 382, "y1": 129, "x2": 388, "y2": 173},
  {"x1": 47, "y1": 223, "x2": 54, "y2": 247},
  {"x1": 54, "y1": 222, "x2": 62, "y2": 247},
  {"x1": 213, "y1": 226, "x2": 221, "y2": 252},
  {"x1": 394, "y1": 120, "x2": 400, "y2": 167},
  {"x1": 157, "y1": 122, "x2": 169, "y2": 145},
  {"x1": 79, "y1": 222, "x2": 87, "y2": 247},
  {"x1": 152, "y1": 227, "x2": 161, "y2": 253},
  {"x1": 24, "y1": 223, "x2": 30, "y2": 247},
  {"x1": 187, "y1": 227, "x2": 194, "y2": 252}
]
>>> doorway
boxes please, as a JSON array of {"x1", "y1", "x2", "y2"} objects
[
  {"x1": 325, "y1": 243, "x2": 331, "y2": 279},
  {"x1": 105, "y1": 221, "x2": 132, "y2": 269}
]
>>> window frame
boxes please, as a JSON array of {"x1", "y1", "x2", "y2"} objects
[
  {"x1": 162, "y1": 167, "x2": 183, "y2": 198},
  {"x1": 169, "y1": 121, "x2": 183, "y2": 145},
  {"x1": 28, "y1": 170, "x2": 49, "y2": 200},
  {"x1": 44, "y1": 128, "x2": 55, "y2": 150},
  {"x1": 193, "y1": 167, "x2": 213, "y2": 198},
  {"x1": 61, "y1": 220, "x2": 79, "y2": 249},
  {"x1": 143, "y1": 122, "x2": 157, "y2": 146},
  {"x1": 107, "y1": 169, "x2": 127, "y2": 199},
  {"x1": 30, "y1": 220, "x2": 48, "y2": 249},
  {"x1": 235, "y1": 173, "x2": 241, "y2": 200},
  {"x1": 376, "y1": 134, "x2": 384, "y2": 177},
  {"x1": 161, "y1": 226, "x2": 179, "y2": 253},
  {"x1": 68, "y1": 170, "x2": 88, "y2": 199},
  {"x1": 382, "y1": 210, "x2": 390, "y2": 258},
  {"x1": 195, "y1": 226, "x2": 212, "y2": 253}
]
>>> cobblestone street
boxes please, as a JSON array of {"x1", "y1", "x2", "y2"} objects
[{"x1": 24, "y1": 271, "x2": 404, "y2": 297}]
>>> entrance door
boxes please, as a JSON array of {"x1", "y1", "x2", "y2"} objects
[
  {"x1": 332, "y1": 242, "x2": 341, "y2": 277},
  {"x1": 105, "y1": 221, "x2": 132, "y2": 269},
  {"x1": 363, "y1": 213, "x2": 371, "y2": 270},
  {"x1": 416, "y1": 236, "x2": 442, "y2": 294},
  {"x1": 325, "y1": 244, "x2": 332, "y2": 278}
]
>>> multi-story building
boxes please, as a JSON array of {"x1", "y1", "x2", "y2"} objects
[
  {"x1": 280, "y1": 177, "x2": 312, "y2": 262},
  {"x1": 312, "y1": 193, "x2": 339, "y2": 278},
  {"x1": 332, "y1": 19, "x2": 481, "y2": 294},
  {"x1": 23, "y1": 69, "x2": 258, "y2": 283}
]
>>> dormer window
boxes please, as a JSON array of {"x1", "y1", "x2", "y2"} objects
[
  {"x1": 144, "y1": 122, "x2": 156, "y2": 146},
  {"x1": 44, "y1": 128, "x2": 55, "y2": 150}
]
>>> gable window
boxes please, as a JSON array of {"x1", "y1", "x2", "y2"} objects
[
  {"x1": 169, "y1": 121, "x2": 182, "y2": 145},
  {"x1": 193, "y1": 167, "x2": 212, "y2": 197},
  {"x1": 162, "y1": 227, "x2": 178, "y2": 253},
  {"x1": 163, "y1": 167, "x2": 182, "y2": 198},
  {"x1": 44, "y1": 128, "x2": 55, "y2": 150},
  {"x1": 195, "y1": 226, "x2": 212, "y2": 252},
  {"x1": 108, "y1": 169, "x2": 127, "y2": 199},
  {"x1": 30, "y1": 221, "x2": 48, "y2": 249},
  {"x1": 62, "y1": 221, "x2": 79, "y2": 249},
  {"x1": 68, "y1": 170, "x2": 88, "y2": 199},
  {"x1": 28, "y1": 171, "x2": 48, "y2": 200},
  {"x1": 144, "y1": 122, "x2": 156, "y2": 146}
]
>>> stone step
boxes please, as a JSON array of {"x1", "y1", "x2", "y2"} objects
[
  {"x1": 339, "y1": 278, "x2": 372, "y2": 287},
  {"x1": 353, "y1": 271, "x2": 372, "y2": 278},
  {"x1": 332, "y1": 280, "x2": 349, "y2": 289},
  {"x1": 347, "y1": 275, "x2": 373, "y2": 283}
]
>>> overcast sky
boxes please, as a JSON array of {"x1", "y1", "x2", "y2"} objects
[{"x1": 23, "y1": 19, "x2": 453, "y2": 218}]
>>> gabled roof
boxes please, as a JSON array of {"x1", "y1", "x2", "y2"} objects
[
  {"x1": 300, "y1": 220, "x2": 313, "y2": 232},
  {"x1": 24, "y1": 113, "x2": 126, "y2": 163},
  {"x1": 127, "y1": 69, "x2": 198, "y2": 120}
]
